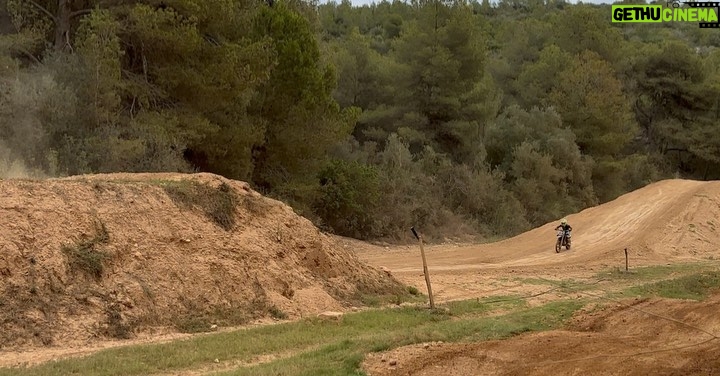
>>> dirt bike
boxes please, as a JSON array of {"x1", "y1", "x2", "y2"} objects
[{"x1": 555, "y1": 229, "x2": 571, "y2": 253}]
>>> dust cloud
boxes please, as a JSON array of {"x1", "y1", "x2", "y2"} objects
[
  {"x1": 0, "y1": 146, "x2": 47, "y2": 179},
  {"x1": 0, "y1": 69, "x2": 61, "y2": 180}
]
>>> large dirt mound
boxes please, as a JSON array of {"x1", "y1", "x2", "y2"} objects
[
  {"x1": 0, "y1": 172, "x2": 406, "y2": 350},
  {"x1": 362, "y1": 294, "x2": 720, "y2": 375},
  {"x1": 364, "y1": 179, "x2": 720, "y2": 273}
]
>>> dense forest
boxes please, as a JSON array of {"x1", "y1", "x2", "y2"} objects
[{"x1": 0, "y1": 0, "x2": 718, "y2": 242}]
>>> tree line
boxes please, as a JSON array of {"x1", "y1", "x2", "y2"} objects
[{"x1": 0, "y1": 0, "x2": 718, "y2": 242}]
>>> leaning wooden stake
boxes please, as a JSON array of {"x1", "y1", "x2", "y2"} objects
[
  {"x1": 411, "y1": 227, "x2": 434, "y2": 309},
  {"x1": 625, "y1": 248, "x2": 629, "y2": 272}
]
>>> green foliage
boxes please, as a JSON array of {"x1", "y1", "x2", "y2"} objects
[
  {"x1": 314, "y1": 159, "x2": 381, "y2": 239},
  {"x1": 174, "y1": 305, "x2": 251, "y2": 333},
  {"x1": 75, "y1": 9, "x2": 123, "y2": 128},
  {"x1": 437, "y1": 162, "x2": 530, "y2": 235},
  {"x1": 328, "y1": 28, "x2": 384, "y2": 109},
  {"x1": 366, "y1": 134, "x2": 477, "y2": 241},
  {"x1": 0, "y1": 0, "x2": 716, "y2": 242},
  {"x1": 633, "y1": 40, "x2": 720, "y2": 179},
  {"x1": 249, "y1": 0, "x2": 358, "y2": 207},
  {"x1": 548, "y1": 5, "x2": 625, "y2": 64},
  {"x1": 388, "y1": 1, "x2": 487, "y2": 160},
  {"x1": 515, "y1": 44, "x2": 572, "y2": 108},
  {"x1": 548, "y1": 50, "x2": 636, "y2": 158},
  {"x1": 485, "y1": 106, "x2": 596, "y2": 224},
  {"x1": 407, "y1": 286, "x2": 421, "y2": 296}
]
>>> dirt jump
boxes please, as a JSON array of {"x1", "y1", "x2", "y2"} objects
[
  {"x1": 357, "y1": 178, "x2": 720, "y2": 375},
  {"x1": 0, "y1": 173, "x2": 406, "y2": 366}
]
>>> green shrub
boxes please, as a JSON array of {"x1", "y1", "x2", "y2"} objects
[{"x1": 313, "y1": 159, "x2": 381, "y2": 239}]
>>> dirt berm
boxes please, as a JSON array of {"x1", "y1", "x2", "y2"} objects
[{"x1": 0, "y1": 172, "x2": 407, "y2": 350}]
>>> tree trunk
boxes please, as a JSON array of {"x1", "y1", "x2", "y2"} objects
[
  {"x1": 54, "y1": 0, "x2": 71, "y2": 51},
  {"x1": 0, "y1": 5, "x2": 15, "y2": 35}
]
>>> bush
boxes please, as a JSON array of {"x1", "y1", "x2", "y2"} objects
[
  {"x1": 439, "y1": 164, "x2": 531, "y2": 237},
  {"x1": 313, "y1": 159, "x2": 381, "y2": 239}
]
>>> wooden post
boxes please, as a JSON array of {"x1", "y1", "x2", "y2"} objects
[
  {"x1": 411, "y1": 227, "x2": 434, "y2": 309},
  {"x1": 625, "y1": 248, "x2": 629, "y2": 272}
]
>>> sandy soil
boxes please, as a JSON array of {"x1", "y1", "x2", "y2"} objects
[{"x1": 0, "y1": 172, "x2": 405, "y2": 367}]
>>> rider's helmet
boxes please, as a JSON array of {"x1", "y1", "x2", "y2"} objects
[{"x1": 561, "y1": 218, "x2": 567, "y2": 225}]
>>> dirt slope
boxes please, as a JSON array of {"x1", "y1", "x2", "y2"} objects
[
  {"x1": 363, "y1": 295, "x2": 720, "y2": 376},
  {"x1": 0, "y1": 172, "x2": 406, "y2": 351},
  {"x1": 361, "y1": 179, "x2": 720, "y2": 273}
]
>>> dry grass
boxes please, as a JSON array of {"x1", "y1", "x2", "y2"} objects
[
  {"x1": 61, "y1": 220, "x2": 110, "y2": 280},
  {"x1": 161, "y1": 181, "x2": 239, "y2": 231}
]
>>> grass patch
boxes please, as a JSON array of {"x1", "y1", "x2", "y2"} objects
[
  {"x1": 349, "y1": 280, "x2": 423, "y2": 308},
  {"x1": 444, "y1": 295, "x2": 527, "y2": 316},
  {"x1": 174, "y1": 318, "x2": 208, "y2": 334},
  {"x1": 355, "y1": 291, "x2": 425, "y2": 307},
  {"x1": 171, "y1": 298, "x2": 267, "y2": 333},
  {"x1": 160, "y1": 180, "x2": 238, "y2": 231},
  {"x1": 61, "y1": 220, "x2": 110, "y2": 279},
  {"x1": 215, "y1": 300, "x2": 584, "y2": 376},
  {"x1": 595, "y1": 262, "x2": 718, "y2": 282},
  {"x1": 515, "y1": 276, "x2": 595, "y2": 293},
  {"x1": 407, "y1": 286, "x2": 421, "y2": 296},
  {"x1": 0, "y1": 306, "x2": 450, "y2": 376},
  {"x1": 0, "y1": 297, "x2": 582, "y2": 376},
  {"x1": 617, "y1": 271, "x2": 720, "y2": 301}
]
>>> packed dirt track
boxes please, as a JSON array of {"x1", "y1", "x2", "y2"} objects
[
  {"x1": 356, "y1": 178, "x2": 720, "y2": 375},
  {"x1": 357, "y1": 179, "x2": 720, "y2": 299}
]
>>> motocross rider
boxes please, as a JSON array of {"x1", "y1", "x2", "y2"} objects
[{"x1": 555, "y1": 218, "x2": 572, "y2": 244}]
